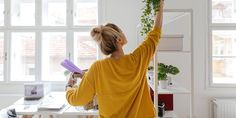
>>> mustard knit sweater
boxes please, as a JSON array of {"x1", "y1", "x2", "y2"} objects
[{"x1": 66, "y1": 27, "x2": 161, "y2": 118}]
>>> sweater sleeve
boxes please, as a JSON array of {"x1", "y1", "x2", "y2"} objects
[
  {"x1": 66, "y1": 63, "x2": 96, "y2": 106},
  {"x1": 131, "y1": 27, "x2": 161, "y2": 65}
]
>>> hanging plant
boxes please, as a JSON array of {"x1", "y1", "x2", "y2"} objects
[{"x1": 140, "y1": 0, "x2": 161, "y2": 36}]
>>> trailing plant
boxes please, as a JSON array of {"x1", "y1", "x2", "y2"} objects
[{"x1": 140, "y1": 0, "x2": 161, "y2": 36}]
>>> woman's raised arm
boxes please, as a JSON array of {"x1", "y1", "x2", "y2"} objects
[{"x1": 154, "y1": 0, "x2": 164, "y2": 29}]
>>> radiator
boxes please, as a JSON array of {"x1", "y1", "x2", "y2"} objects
[{"x1": 213, "y1": 98, "x2": 236, "y2": 118}]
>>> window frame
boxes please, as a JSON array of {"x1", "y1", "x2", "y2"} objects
[
  {"x1": 0, "y1": 0, "x2": 104, "y2": 85},
  {"x1": 0, "y1": 30, "x2": 6, "y2": 83},
  {"x1": 208, "y1": 0, "x2": 236, "y2": 87}
]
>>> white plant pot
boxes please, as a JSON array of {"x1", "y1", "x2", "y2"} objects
[{"x1": 159, "y1": 80, "x2": 168, "y2": 89}]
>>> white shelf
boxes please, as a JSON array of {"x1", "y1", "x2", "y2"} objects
[
  {"x1": 148, "y1": 79, "x2": 191, "y2": 94},
  {"x1": 158, "y1": 87, "x2": 191, "y2": 94},
  {"x1": 159, "y1": 111, "x2": 178, "y2": 118}
]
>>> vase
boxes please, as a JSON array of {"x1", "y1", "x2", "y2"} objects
[{"x1": 159, "y1": 80, "x2": 168, "y2": 89}]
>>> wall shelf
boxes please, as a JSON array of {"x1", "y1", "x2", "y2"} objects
[
  {"x1": 145, "y1": 9, "x2": 193, "y2": 118},
  {"x1": 148, "y1": 80, "x2": 191, "y2": 94}
]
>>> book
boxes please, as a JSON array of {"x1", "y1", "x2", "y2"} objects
[{"x1": 61, "y1": 59, "x2": 83, "y2": 74}]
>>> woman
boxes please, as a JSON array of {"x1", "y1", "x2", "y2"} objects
[{"x1": 66, "y1": 0, "x2": 164, "y2": 117}]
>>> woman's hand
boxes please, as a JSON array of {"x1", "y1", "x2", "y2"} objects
[
  {"x1": 66, "y1": 73, "x2": 78, "y2": 88},
  {"x1": 154, "y1": 0, "x2": 164, "y2": 29},
  {"x1": 66, "y1": 69, "x2": 88, "y2": 88}
]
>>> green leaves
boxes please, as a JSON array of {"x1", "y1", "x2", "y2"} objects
[
  {"x1": 158, "y1": 63, "x2": 180, "y2": 80},
  {"x1": 141, "y1": 0, "x2": 161, "y2": 36}
]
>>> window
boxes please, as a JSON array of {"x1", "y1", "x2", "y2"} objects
[
  {"x1": 42, "y1": 0, "x2": 66, "y2": 26},
  {"x1": 10, "y1": 32, "x2": 35, "y2": 81},
  {"x1": 73, "y1": 0, "x2": 98, "y2": 26},
  {"x1": 210, "y1": 0, "x2": 236, "y2": 84},
  {"x1": 0, "y1": 0, "x2": 99, "y2": 83},
  {"x1": 74, "y1": 32, "x2": 98, "y2": 69},
  {"x1": 11, "y1": 0, "x2": 35, "y2": 26},
  {"x1": 0, "y1": 33, "x2": 3, "y2": 81},
  {"x1": 42, "y1": 32, "x2": 66, "y2": 81},
  {"x1": 0, "y1": 0, "x2": 4, "y2": 26}
]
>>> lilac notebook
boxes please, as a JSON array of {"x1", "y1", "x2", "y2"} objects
[{"x1": 61, "y1": 59, "x2": 83, "y2": 74}]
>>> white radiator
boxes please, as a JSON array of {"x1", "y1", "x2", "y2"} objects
[{"x1": 213, "y1": 98, "x2": 236, "y2": 118}]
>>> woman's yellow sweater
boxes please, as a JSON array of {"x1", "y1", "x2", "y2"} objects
[{"x1": 66, "y1": 27, "x2": 161, "y2": 118}]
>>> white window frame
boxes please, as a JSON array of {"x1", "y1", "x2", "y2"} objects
[
  {"x1": 208, "y1": 0, "x2": 236, "y2": 87},
  {"x1": 0, "y1": 0, "x2": 105, "y2": 86}
]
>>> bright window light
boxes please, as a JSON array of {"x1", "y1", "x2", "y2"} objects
[
  {"x1": 0, "y1": 32, "x2": 4, "y2": 81},
  {"x1": 212, "y1": 30, "x2": 236, "y2": 84},
  {"x1": 212, "y1": 0, "x2": 236, "y2": 23},
  {"x1": 42, "y1": 32, "x2": 66, "y2": 81},
  {"x1": 0, "y1": 0, "x2": 4, "y2": 26},
  {"x1": 74, "y1": 32, "x2": 98, "y2": 69},
  {"x1": 11, "y1": 32, "x2": 35, "y2": 81},
  {"x1": 42, "y1": 0, "x2": 66, "y2": 26},
  {"x1": 11, "y1": 0, "x2": 35, "y2": 26},
  {"x1": 74, "y1": 0, "x2": 98, "y2": 26}
]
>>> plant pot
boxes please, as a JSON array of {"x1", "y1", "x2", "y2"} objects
[{"x1": 159, "y1": 80, "x2": 168, "y2": 89}]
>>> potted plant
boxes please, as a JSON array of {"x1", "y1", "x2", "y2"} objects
[
  {"x1": 140, "y1": 0, "x2": 161, "y2": 36},
  {"x1": 147, "y1": 63, "x2": 180, "y2": 88},
  {"x1": 158, "y1": 63, "x2": 180, "y2": 89}
]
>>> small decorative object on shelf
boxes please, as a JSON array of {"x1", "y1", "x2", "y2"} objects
[{"x1": 140, "y1": 0, "x2": 161, "y2": 36}]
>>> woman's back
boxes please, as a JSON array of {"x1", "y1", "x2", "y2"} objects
[{"x1": 93, "y1": 55, "x2": 156, "y2": 118}]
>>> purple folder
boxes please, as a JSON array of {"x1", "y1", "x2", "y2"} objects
[{"x1": 61, "y1": 59, "x2": 83, "y2": 74}]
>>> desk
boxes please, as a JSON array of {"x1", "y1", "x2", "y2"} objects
[{"x1": 9, "y1": 92, "x2": 99, "y2": 118}]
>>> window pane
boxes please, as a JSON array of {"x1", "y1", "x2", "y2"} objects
[
  {"x1": 0, "y1": 33, "x2": 3, "y2": 81},
  {"x1": 74, "y1": 0, "x2": 98, "y2": 26},
  {"x1": 11, "y1": 0, "x2": 35, "y2": 26},
  {"x1": 42, "y1": 0, "x2": 66, "y2": 26},
  {"x1": 212, "y1": 30, "x2": 236, "y2": 56},
  {"x1": 42, "y1": 32, "x2": 66, "y2": 81},
  {"x1": 212, "y1": 0, "x2": 236, "y2": 23},
  {"x1": 74, "y1": 32, "x2": 97, "y2": 69},
  {"x1": 213, "y1": 58, "x2": 236, "y2": 83},
  {"x1": 11, "y1": 32, "x2": 35, "y2": 81},
  {"x1": 0, "y1": 0, "x2": 4, "y2": 26}
]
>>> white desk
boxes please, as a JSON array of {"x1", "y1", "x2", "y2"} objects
[
  {"x1": 64, "y1": 106, "x2": 98, "y2": 116},
  {"x1": 9, "y1": 92, "x2": 99, "y2": 118}
]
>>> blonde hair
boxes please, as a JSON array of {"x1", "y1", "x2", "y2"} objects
[{"x1": 90, "y1": 23, "x2": 124, "y2": 55}]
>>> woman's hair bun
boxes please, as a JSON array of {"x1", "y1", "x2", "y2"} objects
[{"x1": 91, "y1": 25, "x2": 103, "y2": 42}]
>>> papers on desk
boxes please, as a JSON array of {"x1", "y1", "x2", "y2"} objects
[{"x1": 38, "y1": 94, "x2": 66, "y2": 111}]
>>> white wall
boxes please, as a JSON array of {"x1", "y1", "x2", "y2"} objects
[
  {"x1": 104, "y1": 0, "x2": 236, "y2": 118},
  {"x1": 1, "y1": 0, "x2": 235, "y2": 118}
]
